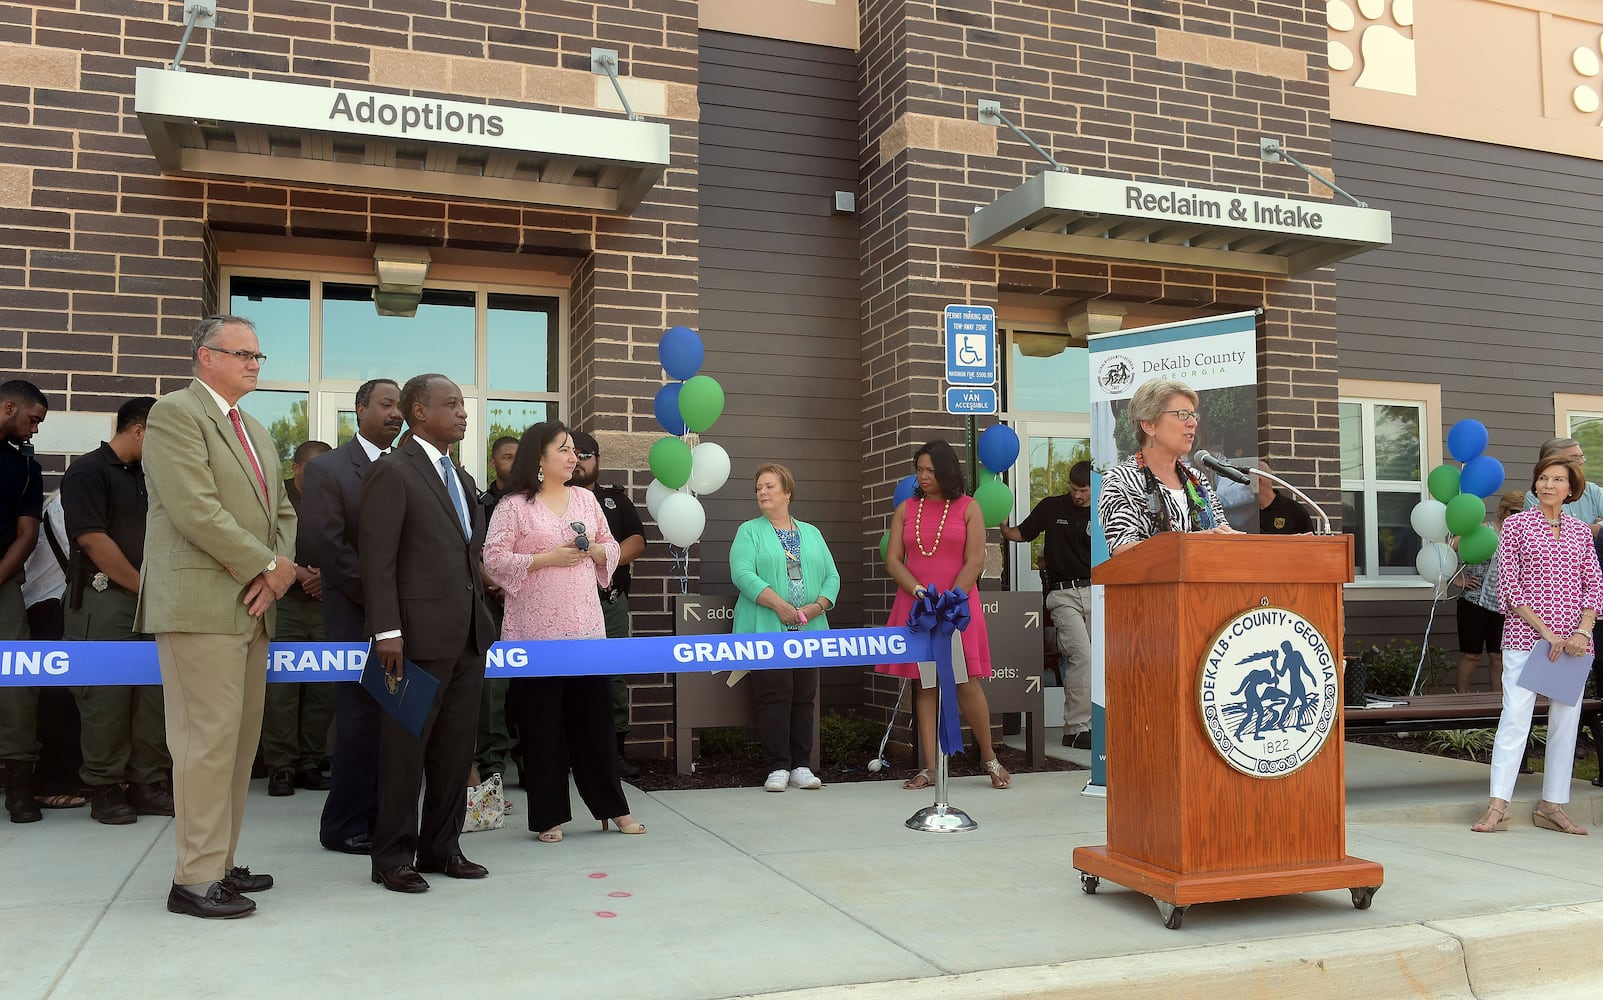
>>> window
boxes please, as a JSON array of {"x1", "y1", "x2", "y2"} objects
[
  {"x1": 1005, "y1": 330, "x2": 1089, "y2": 414},
  {"x1": 1555, "y1": 393, "x2": 1603, "y2": 487},
  {"x1": 226, "y1": 269, "x2": 564, "y2": 485},
  {"x1": 1339, "y1": 380, "x2": 1441, "y2": 585}
]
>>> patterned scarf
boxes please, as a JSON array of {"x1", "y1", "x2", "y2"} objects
[{"x1": 1136, "y1": 452, "x2": 1216, "y2": 533}]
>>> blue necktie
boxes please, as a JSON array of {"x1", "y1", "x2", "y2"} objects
[{"x1": 438, "y1": 455, "x2": 470, "y2": 539}]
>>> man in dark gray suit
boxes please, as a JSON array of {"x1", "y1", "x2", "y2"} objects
[
  {"x1": 299, "y1": 379, "x2": 402, "y2": 856},
  {"x1": 359, "y1": 373, "x2": 495, "y2": 893}
]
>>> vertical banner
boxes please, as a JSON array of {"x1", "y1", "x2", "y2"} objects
[{"x1": 1084, "y1": 310, "x2": 1260, "y2": 793}]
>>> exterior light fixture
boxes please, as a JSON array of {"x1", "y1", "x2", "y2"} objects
[{"x1": 373, "y1": 245, "x2": 431, "y2": 318}]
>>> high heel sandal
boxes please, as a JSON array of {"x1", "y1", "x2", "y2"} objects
[
  {"x1": 603, "y1": 816, "x2": 646, "y2": 835},
  {"x1": 983, "y1": 758, "x2": 1011, "y2": 790},
  {"x1": 1533, "y1": 801, "x2": 1588, "y2": 836},
  {"x1": 901, "y1": 769, "x2": 932, "y2": 790},
  {"x1": 1470, "y1": 797, "x2": 1508, "y2": 833},
  {"x1": 537, "y1": 826, "x2": 563, "y2": 843}
]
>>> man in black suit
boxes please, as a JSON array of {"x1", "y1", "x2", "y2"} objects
[
  {"x1": 359, "y1": 373, "x2": 495, "y2": 893},
  {"x1": 299, "y1": 379, "x2": 403, "y2": 856}
]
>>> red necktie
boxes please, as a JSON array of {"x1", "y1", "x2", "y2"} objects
[{"x1": 228, "y1": 407, "x2": 269, "y2": 504}]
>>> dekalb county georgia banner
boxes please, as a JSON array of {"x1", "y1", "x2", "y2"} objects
[{"x1": 1084, "y1": 309, "x2": 1260, "y2": 792}]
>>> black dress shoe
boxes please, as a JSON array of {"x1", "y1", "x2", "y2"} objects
[
  {"x1": 1062, "y1": 731, "x2": 1093, "y2": 750},
  {"x1": 295, "y1": 767, "x2": 330, "y2": 791},
  {"x1": 371, "y1": 865, "x2": 429, "y2": 893},
  {"x1": 5, "y1": 763, "x2": 43, "y2": 824},
  {"x1": 267, "y1": 768, "x2": 295, "y2": 797},
  {"x1": 221, "y1": 866, "x2": 274, "y2": 893},
  {"x1": 126, "y1": 781, "x2": 175, "y2": 816},
  {"x1": 90, "y1": 784, "x2": 137, "y2": 825},
  {"x1": 417, "y1": 854, "x2": 488, "y2": 879},
  {"x1": 167, "y1": 882, "x2": 255, "y2": 919},
  {"x1": 321, "y1": 833, "x2": 373, "y2": 855}
]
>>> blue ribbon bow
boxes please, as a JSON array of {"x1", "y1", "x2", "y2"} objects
[{"x1": 907, "y1": 585, "x2": 971, "y2": 756}]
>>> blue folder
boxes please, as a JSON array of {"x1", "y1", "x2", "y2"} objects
[
  {"x1": 1520, "y1": 641, "x2": 1595, "y2": 707},
  {"x1": 359, "y1": 645, "x2": 439, "y2": 738}
]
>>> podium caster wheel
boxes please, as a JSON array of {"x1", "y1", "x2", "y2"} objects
[
  {"x1": 1079, "y1": 873, "x2": 1099, "y2": 895},
  {"x1": 1156, "y1": 900, "x2": 1187, "y2": 930},
  {"x1": 1351, "y1": 886, "x2": 1379, "y2": 910}
]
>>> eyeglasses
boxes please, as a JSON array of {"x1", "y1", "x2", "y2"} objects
[
  {"x1": 575, "y1": 452, "x2": 596, "y2": 461},
  {"x1": 1159, "y1": 408, "x2": 1201, "y2": 423},
  {"x1": 204, "y1": 346, "x2": 268, "y2": 363}
]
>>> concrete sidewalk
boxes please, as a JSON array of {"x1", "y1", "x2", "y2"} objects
[{"x1": 5, "y1": 739, "x2": 1603, "y2": 1000}]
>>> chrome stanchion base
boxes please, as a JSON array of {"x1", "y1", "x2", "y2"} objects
[{"x1": 905, "y1": 801, "x2": 977, "y2": 833}]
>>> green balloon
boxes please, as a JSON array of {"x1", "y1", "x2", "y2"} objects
[
  {"x1": 677, "y1": 375, "x2": 725, "y2": 434},
  {"x1": 1427, "y1": 464, "x2": 1461, "y2": 503},
  {"x1": 1458, "y1": 524, "x2": 1499, "y2": 565},
  {"x1": 974, "y1": 479, "x2": 1013, "y2": 528},
  {"x1": 648, "y1": 436, "x2": 692, "y2": 490},
  {"x1": 976, "y1": 469, "x2": 999, "y2": 489},
  {"x1": 878, "y1": 529, "x2": 890, "y2": 563},
  {"x1": 1445, "y1": 493, "x2": 1486, "y2": 537}
]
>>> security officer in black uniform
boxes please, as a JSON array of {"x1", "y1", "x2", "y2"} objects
[
  {"x1": 0, "y1": 380, "x2": 48, "y2": 823},
  {"x1": 472, "y1": 434, "x2": 519, "y2": 784},
  {"x1": 62, "y1": 396, "x2": 172, "y2": 824},
  {"x1": 568, "y1": 430, "x2": 646, "y2": 777}
]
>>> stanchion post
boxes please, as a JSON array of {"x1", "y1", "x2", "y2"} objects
[{"x1": 905, "y1": 660, "x2": 977, "y2": 834}]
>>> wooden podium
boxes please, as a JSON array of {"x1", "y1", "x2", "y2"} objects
[{"x1": 1072, "y1": 533, "x2": 1383, "y2": 929}]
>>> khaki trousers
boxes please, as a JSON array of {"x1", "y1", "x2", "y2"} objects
[{"x1": 156, "y1": 621, "x2": 269, "y2": 885}]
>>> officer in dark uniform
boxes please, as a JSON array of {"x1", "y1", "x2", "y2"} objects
[
  {"x1": 472, "y1": 434, "x2": 519, "y2": 783},
  {"x1": 1255, "y1": 461, "x2": 1313, "y2": 535},
  {"x1": 62, "y1": 396, "x2": 172, "y2": 824},
  {"x1": 568, "y1": 430, "x2": 646, "y2": 777},
  {"x1": 261, "y1": 439, "x2": 334, "y2": 796},
  {"x1": 0, "y1": 380, "x2": 48, "y2": 824}
]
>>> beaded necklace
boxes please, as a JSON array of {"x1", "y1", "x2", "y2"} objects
[
  {"x1": 913, "y1": 496, "x2": 952, "y2": 557},
  {"x1": 1135, "y1": 452, "x2": 1214, "y2": 533}
]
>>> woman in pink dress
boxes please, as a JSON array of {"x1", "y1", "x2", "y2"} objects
[
  {"x1": 483, "y1": 421, "x2": 645, "y2": 842},
  {"x1": 877, "y1": 440, "x2": 1009, "y2": 790}
]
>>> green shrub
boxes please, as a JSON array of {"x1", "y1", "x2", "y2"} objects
[
  {"x1": 699, "y1": 726, "x2": 754, "y2": 758},
  {"x1": 1425, "y1": 728, "x2": 1495, "y2": 760},
  {"x1": 818, "y1": 711, "x2": 883, "y2": 768},
  {"x1": 1360, "y1": 640, "x2": 1452, "y2": 696}
]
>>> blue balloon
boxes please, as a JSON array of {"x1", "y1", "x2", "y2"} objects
[
  {"x1": 658, "y1": 326, "x2": 704, "y2": 381},
  {"x1": 977, "y1": 424, "x2": 1020, "y2": 474},
  {"x1": 1459, "y1": 454, "x2": 1505, "y2": 498},
  {"x1": 892, "y1": 475, "x2": 917, "y2": 510},
  {"x1": 653, "y1": 382, "x2": 687, "y2": 435},
  {"x1": 1447, "y1": 419, "x2": 1489, "y2": 464}
]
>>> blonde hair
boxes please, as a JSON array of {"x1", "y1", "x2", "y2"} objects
[
  {"x1": 1129, "y1": 379, "x2": 1199, "y2": 448},
  {"x1": 1495, "y1": 489, "x2": 1524, "y2": 519},
  {"x1": 753, "y1": 463, "x2": 796, "y2": 499}
]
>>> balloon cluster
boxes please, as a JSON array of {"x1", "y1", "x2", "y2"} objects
[
  {"x1": 875, "y1": 424, "x2": 1022, "y2": 559},
  {"x1": 644, "y1": 327, "x2": 728, "y2": 549},
  {"x1": 1411, "y1": 419, "x2": 1505, "y2": 586}
]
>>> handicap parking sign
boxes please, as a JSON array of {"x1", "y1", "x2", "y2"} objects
[{"x1": 944, "y1": 305, "x2": 996, "y2": 387}]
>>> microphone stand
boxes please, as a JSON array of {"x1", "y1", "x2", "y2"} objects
[{"x1": 1248, "y1": 466, "x2": 1334, "y2": 535}]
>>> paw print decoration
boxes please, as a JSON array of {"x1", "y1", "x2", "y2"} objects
[
  {"x1": 1327, "y1": 0, "x2": 1416, "y2": 96},
  {"x1": 1574, "y1": 37, "x2": 1603, "y2": 121}
]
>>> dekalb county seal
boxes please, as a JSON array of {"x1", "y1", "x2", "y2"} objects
[{"x1": 1196, "y1": 606, "x2": 1337, "y2": 777}]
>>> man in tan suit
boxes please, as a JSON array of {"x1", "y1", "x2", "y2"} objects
[{"x1": 137, "y1": 315, "x2": 297, "y2": 919}]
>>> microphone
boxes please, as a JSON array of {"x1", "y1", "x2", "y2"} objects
[{"x1": 1193, "y1": 450, "x2": 1251, "y2": 485}]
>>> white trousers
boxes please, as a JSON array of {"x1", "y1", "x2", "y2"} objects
[{"x1": 1487, "y1": 647, "x2": 1583, "y2": 804}]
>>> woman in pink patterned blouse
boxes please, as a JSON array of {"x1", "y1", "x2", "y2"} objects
[
  {"x1": 483, "y1": 421, "x2": 645, "y2": 842},
  {"x1": 1472, "y1": 455, "x2": 1601, "y2": 835}
]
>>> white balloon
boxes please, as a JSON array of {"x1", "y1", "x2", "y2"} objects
[
  {"x1": 658, "y1": 492, "x2": 706, "y2": 548},
  {"x1": 646, "y1": 478, "x2": 675, "y2": 520},
  {"x1": 688, "y1": 442, "x2": 731, "y2": 495},
  {"x1": 1409, "y1": 499, "x2": 1449, "y2": 543},
  {"x1": 1415, "y1": 541, "x2": 1459, "y2": 584}
]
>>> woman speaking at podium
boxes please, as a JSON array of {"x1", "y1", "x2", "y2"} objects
[{"x1": 1098, "y1": 379, "x2": 1238, "y2": 555}]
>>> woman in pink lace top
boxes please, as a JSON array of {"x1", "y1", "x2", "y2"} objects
[
  {"x1": 1471, "y1": 455, "x2": 1601, "y2": 836},
  {"x1": 483, "y1": 421, "x2": 645, "y2": 842}
]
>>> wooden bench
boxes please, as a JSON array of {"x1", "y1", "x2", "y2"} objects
[{"x1": 1345, "y1": 692, "x2": 1603, "y2": 779}]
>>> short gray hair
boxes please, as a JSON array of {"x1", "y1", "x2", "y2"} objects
[
  {"x1": 1540, "y1": 437, "x2": 1581, "y2": 460},
  {"x1": 191, "y1": 315, "x2": 256, "y2": 361},
  {"x1": 1128, "y1": 379, "x2": 1199, "y2": 448}
]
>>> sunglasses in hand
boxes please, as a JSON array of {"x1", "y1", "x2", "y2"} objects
[{"x1": 570, "y1": 521, "x2": 590, "y2": 551}]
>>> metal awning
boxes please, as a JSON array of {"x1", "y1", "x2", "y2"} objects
[
  {"x1": 134, "y1": 67, "x2": 671, "y2": 213},
  {"x1": 969, "y1": 172, "x2": 1392, "y2": 276}
]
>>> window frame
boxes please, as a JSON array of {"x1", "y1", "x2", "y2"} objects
[
  {"x1": 1554, "y1": 392, "x2": 1603, "y2": 487},
  {"x1": 1339, "y1": 378, "x2": 1442, "y2": 598}
]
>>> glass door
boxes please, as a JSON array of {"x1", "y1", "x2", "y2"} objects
[{"x1": 1008, "y1": 419, "x2": 1091, "y2": 589}]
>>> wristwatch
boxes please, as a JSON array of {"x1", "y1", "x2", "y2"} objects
[{"x1": 265, "y1": 558, "x2": 278, "y2": 575}]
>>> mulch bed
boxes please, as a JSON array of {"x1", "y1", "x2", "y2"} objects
[{"x1": 627, "y1": 742, "x2": 1082, "y2": 793}]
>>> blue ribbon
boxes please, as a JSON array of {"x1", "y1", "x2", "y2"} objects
[{"x1": 906, "y1": 585, "x2": 970, "y2": 756}]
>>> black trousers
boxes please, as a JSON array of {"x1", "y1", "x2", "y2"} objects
[
  {"x1": 371, "y1": 646, "x2": 484, "y2": 872},
  {"x1": 319, "y1": 591, "x2": 380, "y2": 847},
  {"x1": 752, "y1": 668, "x2": 817, "y2": 771},
  {"x1": 511, "y1": 675, "x2": 627, "y2": 832}
]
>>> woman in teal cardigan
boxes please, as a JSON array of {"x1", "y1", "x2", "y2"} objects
[{"x1": 731, "y1": 463, "x2": 841, "y2": 793}]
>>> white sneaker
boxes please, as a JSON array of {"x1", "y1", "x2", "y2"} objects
[
  {"x1": 788, "y1": 766, "x2": 822, "y2": 790},
  {"x1": 764, "y1": 769, "x2": 789, "y2": 792}
]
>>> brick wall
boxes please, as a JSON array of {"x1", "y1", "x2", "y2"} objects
[
  {"x1": 0, "y1": 0, "x2": 699, "y2": 754},
  {"x1": 857, "y1": 0, "x2": 1342, "y2": 729}
]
